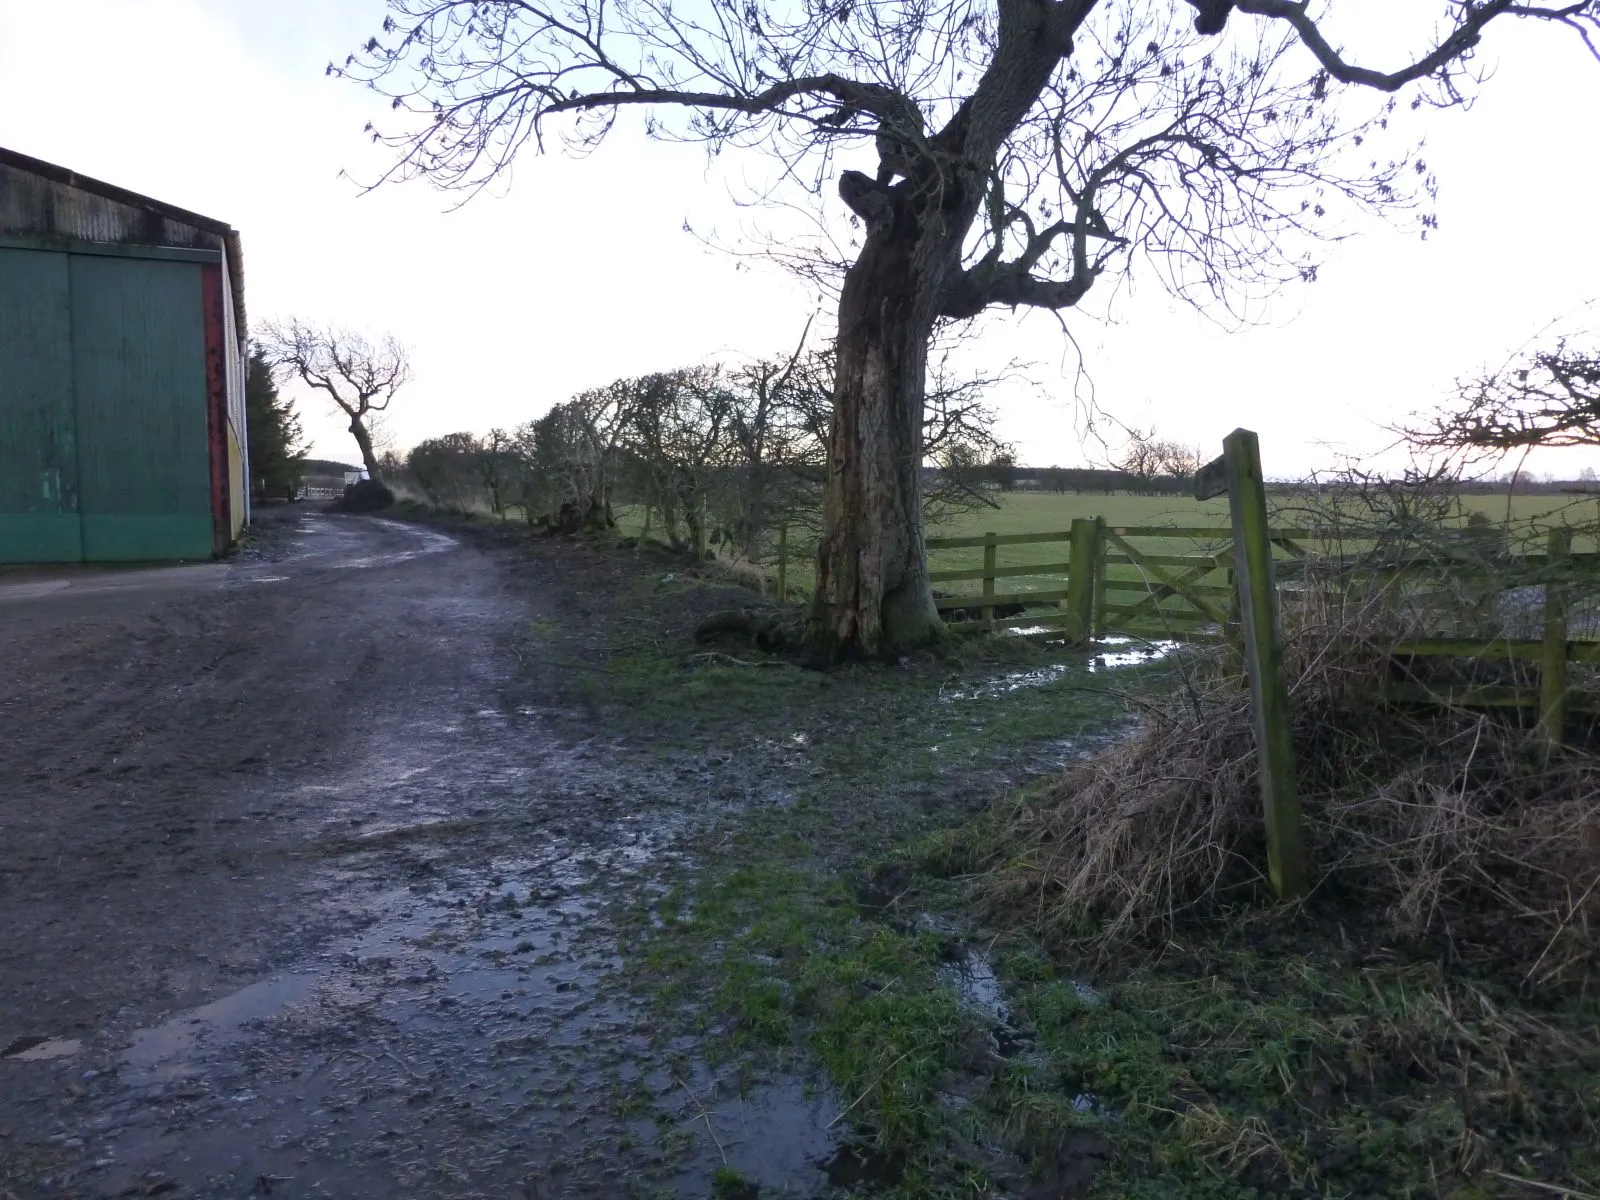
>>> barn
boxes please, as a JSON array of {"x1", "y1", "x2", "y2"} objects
[{"x1": 0, "y1": 146, "x2": 249, "y2": 564}]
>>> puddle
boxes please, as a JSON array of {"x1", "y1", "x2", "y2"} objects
[
  {"x1": 943, "y1": 663, "x2": 1074, "y2": 700},
  {"x1": 945, "y1": 638, "x2": 1181, "y2": 699},
  {"x1": 937, "y1": 938, "x2": 1104, "y2": 1072},
  {"x1": 122, "y1": 973, "x2": 321, "y2": 1082},
  {"x1": 661, "y1": 1073, "x2": 848, "y2": 1193},
  {"x1": 1088, "y1": 637, "x2": 1180, "y2": 672},
  {"x1": 3, "y1": 1036, "x2": 82, "y2": 1062},
  {"x1": 938, "y1": 949, "x2": 1010, "y2": 1028},
  {"x1": 40, "y1": 696, "x2": 854, "y2": 1197}
]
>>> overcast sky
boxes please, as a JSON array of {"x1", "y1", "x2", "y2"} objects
[{"x1": 1, "y1": 0, "x2": 1596, "y2": 477}]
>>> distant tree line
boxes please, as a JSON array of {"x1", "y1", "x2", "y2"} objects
[{"x1": 395, "y1": 347, "x2": 1014, "y2": 567}]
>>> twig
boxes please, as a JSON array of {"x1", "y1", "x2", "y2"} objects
[
  {"x1": 826, "y1": 1047, "x2": 915, "y2": 1130},
  {"x1": 1482, "y1": 1169, "x2": 1600, "y2": 1199},
  {"x1": 684, "y1": 651, "x2": 793, "y2": 669},
  {"x1": 673, "y1": 1076, "x2": 727, "y2": 1166},
  {"x1": 1524, "y1": 871, "x2": 1600, "y2": 986}
]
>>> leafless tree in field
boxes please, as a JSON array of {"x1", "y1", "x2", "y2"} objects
[
  {"x1": 337, "y1": 0, "x2": 1597, "y2": 657},
  {"x1": 261, "y1": 320, "x2": 412, "y2": 485},
  {"x1": 1115, "y1": 428, "x2": 1202, "y2": 489}
]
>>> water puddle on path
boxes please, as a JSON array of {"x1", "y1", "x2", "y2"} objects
[
  {"x1": 1089, "y1": 637, "x2": 1180, "y2": 672},
  {"x1": 122, "y1": 974, "x2": 321, "y2": 1084},
  {"x1": 80, "y1": 808, "x2": 854, "y2": 1198},
  {"x1": 944, "y1": 637, "x2": 1181, "y2": 700}
]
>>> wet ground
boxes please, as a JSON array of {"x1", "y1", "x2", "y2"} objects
[
  {"x1": 1, "y1": 508, "x2": 1157, "y2": 1199},
  {"x1": 0, "y1": 510, "x2": 862, "y2": 1198}
]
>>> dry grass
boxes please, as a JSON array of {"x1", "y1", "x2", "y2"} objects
[{"x1": 984, "y1": 578, "x2": 1600, "y2": 989}]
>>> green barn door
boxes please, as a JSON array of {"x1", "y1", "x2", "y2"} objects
[
  {"x1": 0, "y1": 247, "x2": 81, "y2": 563},
  {"x1": 69, "y1": 255, "x2": 212, "y2": 561}
]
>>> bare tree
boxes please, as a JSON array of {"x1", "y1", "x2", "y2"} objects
[
  {"x1": 723, "y1": 348, "x2": 829, "y2": 560},
  {"x1": 338, "y1": 0, "x2": 1597, "y2": 656},
  {"x1": 1112, "y1": 427, "x2": 1202, "y2": 491},
  {"x1": 1114, "y1": 429, "x2": 1169, "y2": 491},
  {"x1": 526, "y1": 380, "x2": 642, "y2": 531},
  {"x1": 261, "y1": 320, "x2": 411, "y2": 485},
  {"x1": 1157, "y1": 441, "x2": 1201, "y2": 481},
  {"x1": 476, "y1": 428, "x2": 520, "y2": 520},
  {"x1": 1410, "y1": 336, "x2": 1600, "y2": 458},
  {"x1": 407, "y1": 431, "x2": 482, "y2": 509}
]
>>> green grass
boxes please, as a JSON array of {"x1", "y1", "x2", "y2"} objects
[
  {"x1": 616, "y1": 491, "x2": 1600, "y2": 620},
  {"x1": 463, "y1": 512, "x2": 1600, "y2": 1198},
  {"x1": 629, "y1": 812, "x2": 1600, "y2": 1197}
]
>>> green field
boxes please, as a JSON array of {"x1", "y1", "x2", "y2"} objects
[{"x1": 615, "y1": 490, "x2": 1600, "y2": 627}]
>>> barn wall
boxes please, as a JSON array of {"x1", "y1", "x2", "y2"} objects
[
  {"x1": 0, "y1": 245, "x2": 217, "y2": 564},
  {"x1": 0, "y1": 148, "x2": 249, "y2": 563},
  {"x1": 0, "y1": 246, "x2": 79, "y2": 561},
  {"x1": 70, "y1": 255, "x2": 214, "y2": 562},
  {"x1": 0, "y1": 150, "x2": 246, "y2": 333}
]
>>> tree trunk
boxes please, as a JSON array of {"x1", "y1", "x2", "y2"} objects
[
  {"x1": 802, "y1": 0, "x2": 1086, "y2": 662},
  {"x1": 808, "y1": 227, "x2": 946, "y2": 660},
  {"x1": 349, "y1": 417, "x2": 383, "y2": 485}
]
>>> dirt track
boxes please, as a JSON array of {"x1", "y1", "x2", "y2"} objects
[{"x1": 0, "y1": 509, "x2": 824, "y2": 1198}]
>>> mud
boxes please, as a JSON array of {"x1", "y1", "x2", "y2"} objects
[
  {"x1": 1, "y1": 507, "x2": 1143, "y2": 1198},
  {"x1": 0, "y1": 509, "x2": 844, "y2": 1199}
]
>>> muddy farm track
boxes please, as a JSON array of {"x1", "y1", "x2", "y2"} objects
[
  {"x1": 0, "y1": 510, "x2": 751, "y2": 1198},
  {"x1": 0, "y1": 509, "x2": 1137, "y2": 1199}
]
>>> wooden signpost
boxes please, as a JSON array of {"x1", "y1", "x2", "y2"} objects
[{"x1": 1201, "y1": 430, "x2": 1310, "y2": 900}]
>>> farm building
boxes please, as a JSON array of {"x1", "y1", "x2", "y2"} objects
[{"x1": 0, "y1": 146, "x2": 249, "y2": 563}]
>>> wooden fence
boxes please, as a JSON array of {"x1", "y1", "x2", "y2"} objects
[
  {"x1": 930, "y1": 433, "x2": 1600, "y2": 903},
  {"x1": 924, "y1": 520, "x2": 1311, "y2": 641},
  {"x1": 929, "y1": 520, "x2": 1600, "y2": 714}
]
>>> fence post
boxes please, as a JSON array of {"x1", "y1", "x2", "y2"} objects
[
  {"x1": 1540, "y1": 526, "x2": 1570, "y2": 746},
  {"x1": 1224, "y1": 428, "x2": 1310, "y2": 901},
  {"x1": 1067, "y1": 518, "x2": 1096, "y2": 642},
  {"x1": 982, "y1": 533, "x2": 997, "y2": 623},
  {"x1": 1093, "y1": 517, "x2": 1108, "y2": 637},
  {"x1": 776, "y1": 522, "x2": 789, "y2": 603}
]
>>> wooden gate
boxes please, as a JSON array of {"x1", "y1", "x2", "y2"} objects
[{"x1": 925, "y1": 520, "x2": 1310, "y2": 641}]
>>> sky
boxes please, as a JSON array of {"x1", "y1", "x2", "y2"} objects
[{"x1": 1, "y1": 0, "x2": 1596, "y2": 478}]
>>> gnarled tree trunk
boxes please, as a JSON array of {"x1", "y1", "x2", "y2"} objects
[
  {"x1": 349, "y1": 416, "x2": 384, "y2": 485},
  {"x1": 809, "y1": 230, "x2": 945, "y2": 660},
  {"x1": 806, "y1": 0, "x2": 1087, "y2": 662}
]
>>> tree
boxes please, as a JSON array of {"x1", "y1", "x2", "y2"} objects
[
  {"x1": 407, "y1": 432, "x2": 483, "y2": 510},
  {"x1": 1411, "y1": 337, "x2": 1600, "y2": 456},
  {"x1": 340, "y1": 0, "x2": 1595, "y2": 658},
  {"x1": 1156, "y1": 441, "x2": 1202, "y2": 482},
  {"x1": 1115, "y1": 430, "x2": 1168, "y2": 492},
  {"x1": 476, "y1": 428, "x2": 521, "y2": 520},
  {"x1": 1113, "y1": 428, "x2": 1201, "y2": 492},
  {"x1": 260, "y1": 320, "x2": 412, "y2": 484},
  {"x1": 986, "y1": 451, "x2": 1020, "y2": 493},
  {"x1": 244, "y1": 346, "x2": 306, "y2": 501}
]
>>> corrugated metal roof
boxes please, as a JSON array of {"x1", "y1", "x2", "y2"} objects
[{"x1": 0, "y1": 146, "x2": 247, "y2": 338}]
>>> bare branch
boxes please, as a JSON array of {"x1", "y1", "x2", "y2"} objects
[
  {"x1": 1408, "y1": 336, "x2": 1600, "y2": 453},
  {"x1": 1236, "y1": 0, "x2": 1599, "y2": 96}
]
